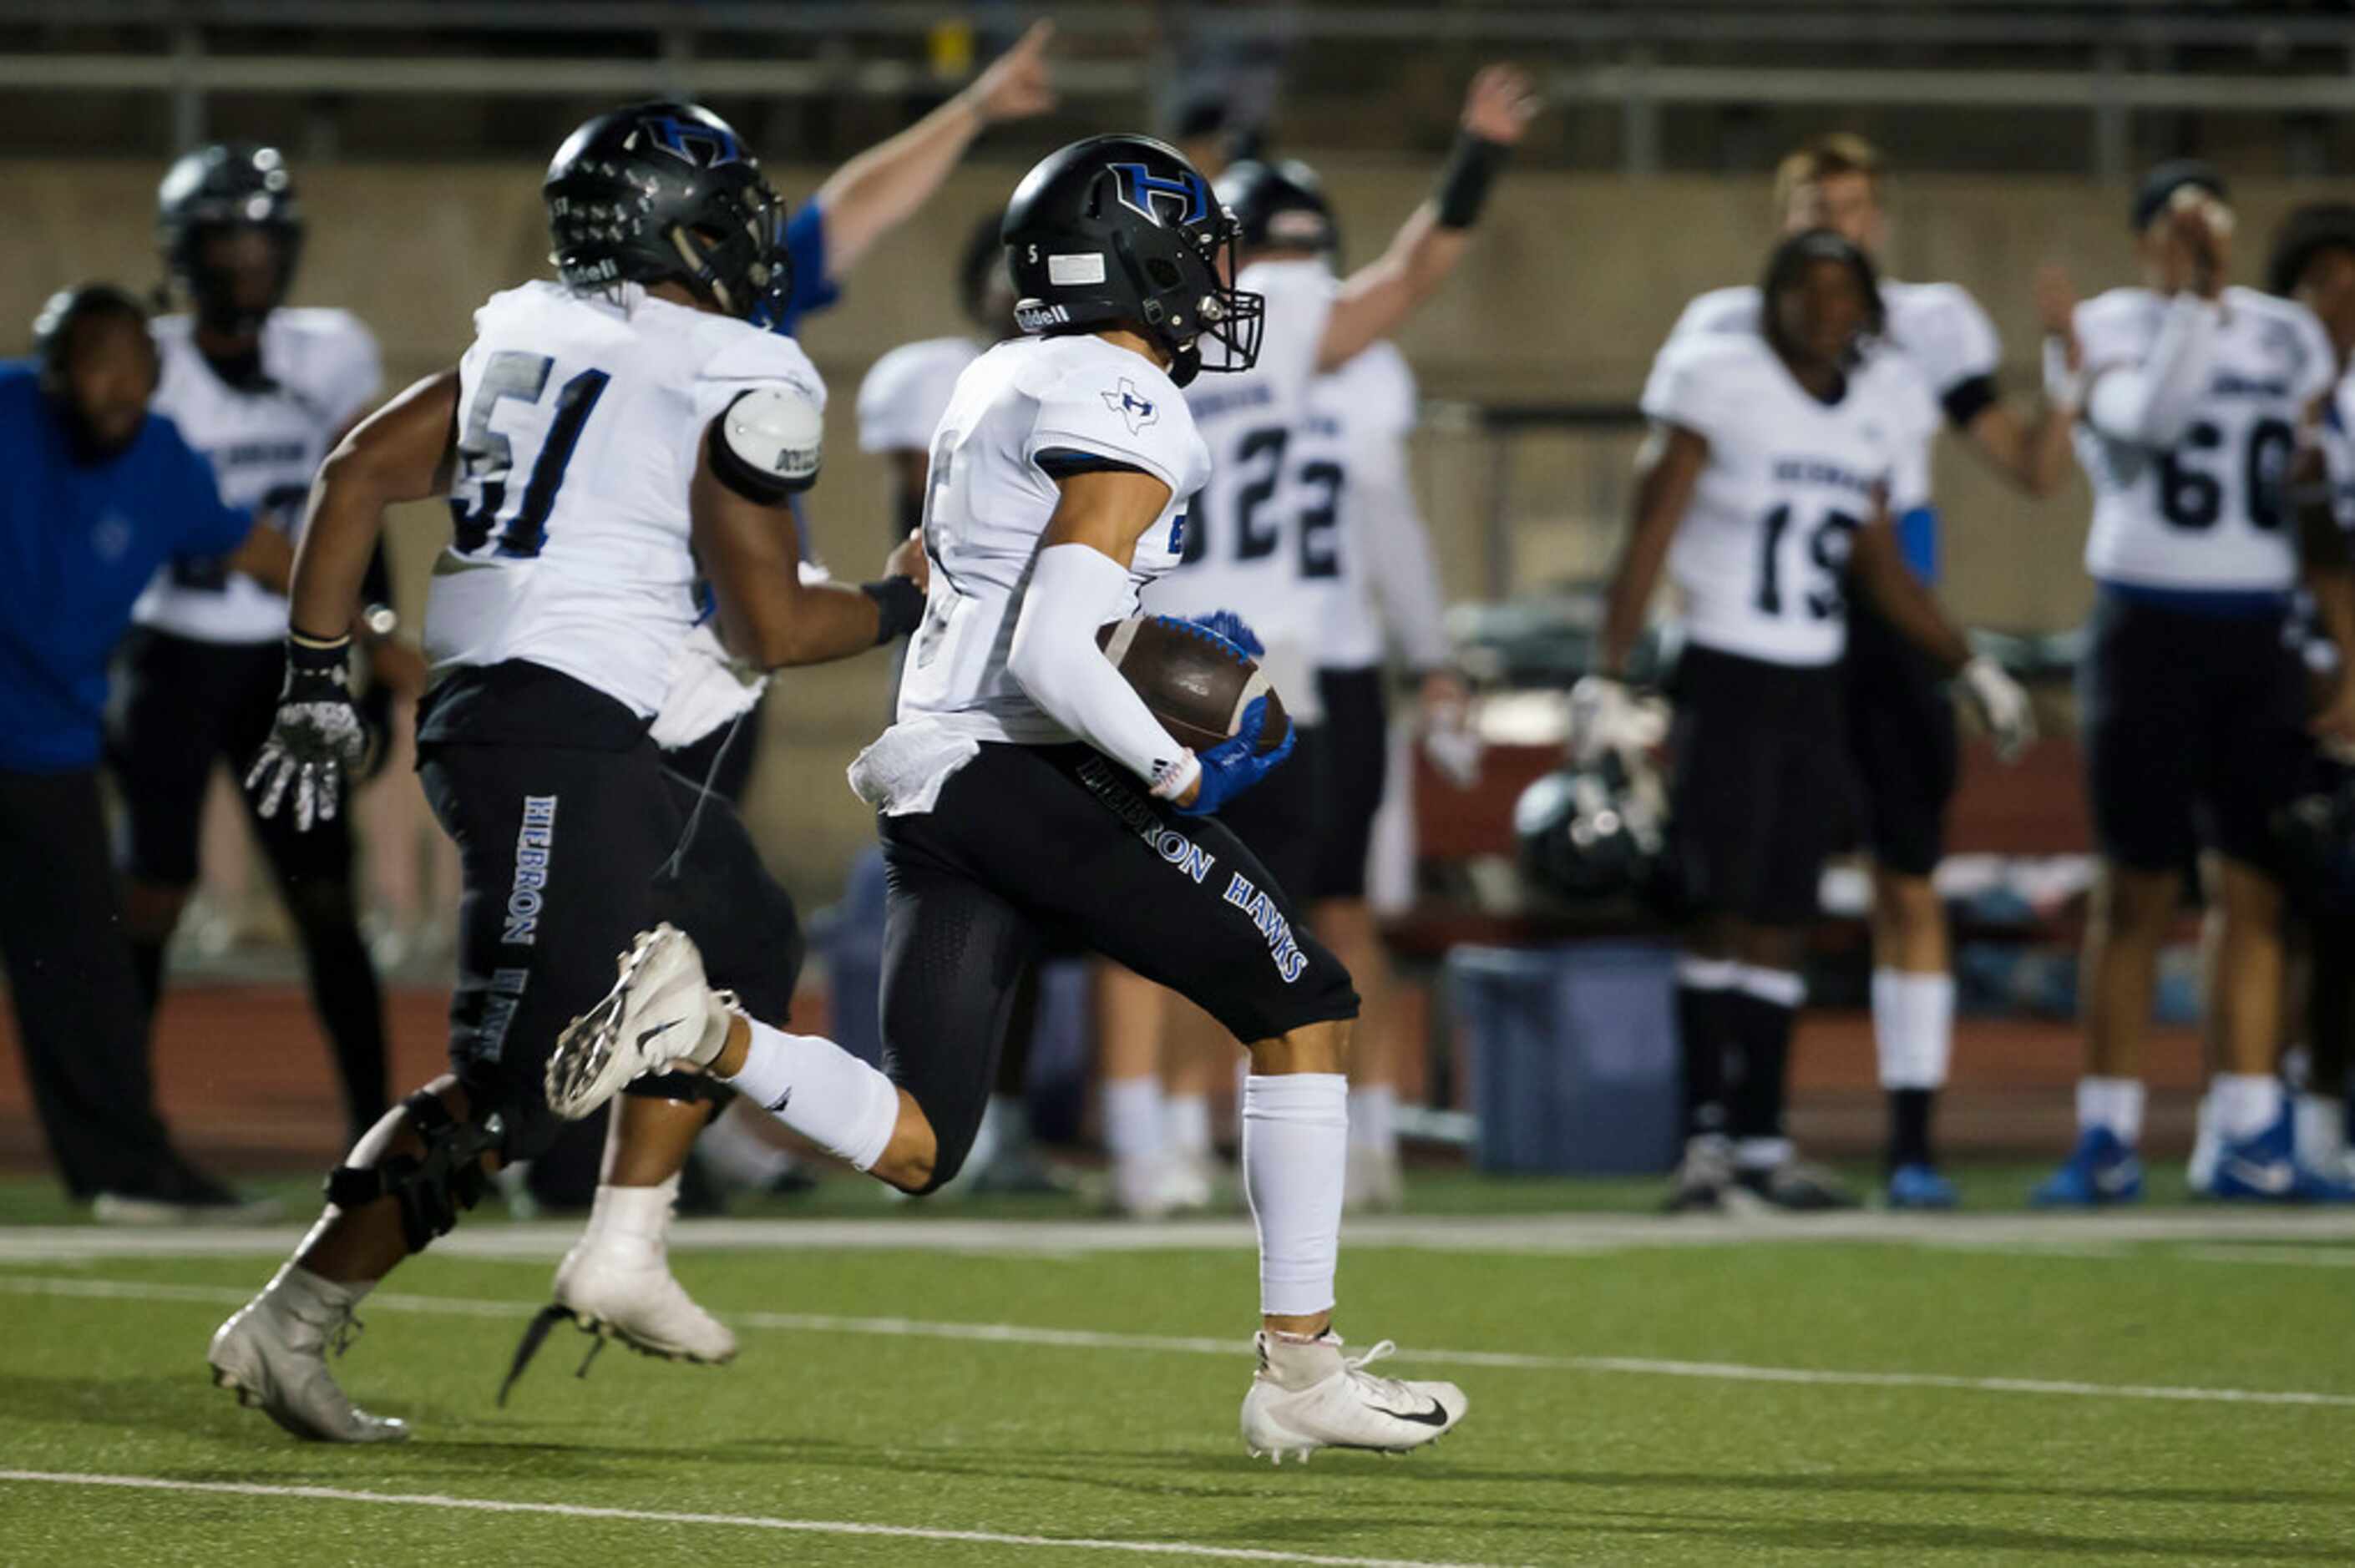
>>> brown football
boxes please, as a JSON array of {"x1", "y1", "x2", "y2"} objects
[{"x1": 1095, "y1": 615, "x2": 1288, "y2": 755}]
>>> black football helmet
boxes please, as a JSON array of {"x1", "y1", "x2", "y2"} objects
[
  {"x1": 543, "y1": 101, "x2": 788, "y2": 321},
  {"x1": 1001, "y1": 134, "x2": 1264, "y2": 387},
  {"x1": 157, "y1": 143, "x2": 303, "y2": 336},
  {"x1": 1514, "y1": 753, "x2": 1672, "y2": 908},
  {"x1": 1217, "y1": 158, "x2": 1339, "y2": 257}
]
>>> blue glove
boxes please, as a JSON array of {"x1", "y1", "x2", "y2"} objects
[
  {"x1": 1178, "y1": 609, "x2": 1265, "y2": 659},
  {"x1": 1173, "y1": 694, "x2": 1294, "y2": 817}
]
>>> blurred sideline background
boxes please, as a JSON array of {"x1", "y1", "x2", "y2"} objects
[{"x1": 6, "y1": 0, "x2": 2350, "y2": 1180}]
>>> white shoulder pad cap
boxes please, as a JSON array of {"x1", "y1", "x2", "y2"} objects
[{"x1": 716, "y1": 383, "x2": 825, "y2": 499}]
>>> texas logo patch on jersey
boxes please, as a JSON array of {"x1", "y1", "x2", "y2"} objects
[{"x1": 1105, "y1": 378, "x2": 1159, "y2": 434}]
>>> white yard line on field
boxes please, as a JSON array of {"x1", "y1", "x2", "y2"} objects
[
  {"x1": 0, "y1": 1470, "x2": 1508, "y2": 1568},
  {"x1": 3, "y1": 1272, "x2": 2350, "y2": 1410},
  {"x1": 5, "y1": 1207, "x2": 2355, "y2": 1263}
]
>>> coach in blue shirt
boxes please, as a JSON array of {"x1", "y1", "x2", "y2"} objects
[{"x1": 0, "y1": 285, "x2": 283, "y2": 1216}]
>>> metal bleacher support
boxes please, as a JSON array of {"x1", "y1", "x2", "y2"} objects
[{"x1": 3, "y1": 2, "x2": 2354, "y2": 178}]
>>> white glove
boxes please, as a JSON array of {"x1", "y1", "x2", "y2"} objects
[
  {"x1": 1566, "y1": 675, "x2": 1669, "y2": 768},
  {"x1": 1960, "y1": 655, "x2": 2035, "y2": 763}
]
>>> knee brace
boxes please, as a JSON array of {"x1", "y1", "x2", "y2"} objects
[
  {"x1": 324, "y1": 1089, "x2": 506, "y2": 1252},
  {"x1": 625, "y1": 1068, "x2": 737, "y2": 1125}
]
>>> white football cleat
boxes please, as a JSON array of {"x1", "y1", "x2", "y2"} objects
[
  {"x1": 550, "y1": 1237, "x2": 738, "y2": 1364},
  {"x1": 1240, "y1": 1331, "x2": 1466, "y2": 1464},
  {"x1": 208, "y1": 1283, "x2": 408, "y2": 1444},
  {"x1": 544, "y1": 923, "x2": 737, "y2": 1120}
]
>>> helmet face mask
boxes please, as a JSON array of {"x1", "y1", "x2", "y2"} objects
[
  {"x1": 543, "y1": 101, "x2": 790, "y2": 321},
  {"x1": 1003, "y1": 134, "x2": 1265, "y2": 386},
  {"x1": 157, "y1": 144, "x2": 304, "y2": 337}
]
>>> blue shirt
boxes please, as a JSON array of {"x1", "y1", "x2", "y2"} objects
[
  {"x1": 761, "y1": 202, "x2": 841, "y2": 339},
  {"x1": 0, "y1": 366, "x2": 254, "y2": 771}
]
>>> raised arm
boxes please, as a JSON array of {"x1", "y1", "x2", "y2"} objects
[
  {"x1": 2081, "y1": 207, "x2": 2226, "y2": 452},
  {"x1": 812, "y1": 20, "x2": 1057, "y2": 276},
  {"x1": 691, "y1": 389, "x2": 924, "y2": 668},
  {"x1": 286, "y1": 370, "x2": 458, "y2": 642},
  {"x1": 1315, "y1": 65, "x2": 1538, "y2": 372}
]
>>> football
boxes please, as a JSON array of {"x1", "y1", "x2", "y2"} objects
[{"x1": 1095, "y1": 615, "x2": 1288, "y2": 755}]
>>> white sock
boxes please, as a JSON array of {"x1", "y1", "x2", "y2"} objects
[
  {"x1": 722, "y1": 1019, "x2": 900, "y2": 1173},
  {"x1": 270, "y1": 1262, "x2": 373, "y2": 1318},
  {"x1": 2297, "y1": 1095, "x2": 2348, "y2": 1168},
  {"x1": 984, "y1": 1094, "x2": 1032, "y2": 1154},
  {"x1": 1242, "y1": 1072, "x2": 1348, "y2": 1318},
  {"x1": 2211, "y1": 1073, "x2": 2284, "y2": 1143},
  {"x1": 2077, "y1": 1076, "x2": 2145, "y2": 1144},
  {"x1": 1103, "y1": 1075, "x2": 1163, "y2": 1165},
  {"x1": 580, "y1": 1175, "x2": 676, "y2": 1258},
  {"x1": 1871, "y1": 969, "x2": 1955, "y2": 1090},
  {"x1": 1163, "y1": 1092, "x2": 1212, "y2": 1158},
  {"x1": 1735, "y1": 1136, "x2": 1794, "y2": 1172},
  {"x1": 1348, "y1": 1085, "x2": 1398, "y2": 1155},
  {"x1": 696, "y1": 1108, "x2": 801, "y2": 1189}
]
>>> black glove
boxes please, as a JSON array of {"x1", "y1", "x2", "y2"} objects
[{"x1": 246, "y1": 632, "x2": 371, "y2": 832}]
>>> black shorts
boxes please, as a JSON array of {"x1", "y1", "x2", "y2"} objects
[
  {"x1": 876, "y1": 742, "x2": 1358, "y2": 1186},
  {"x1": 1669, "y1": 644, "x2": 1851, "y2": 927},
  {"x1": 418, "y1": 663, "x2": 803, "y2": 1155},
  {"x1": 1208, "y1": 721, "x2": 1327, "y2": 904},
  {"x1": 1842, "y1": 598, "x2": 1959, "y2": 878},
  {"x1": 107, "y1": 628, "x2": 355, "y2": 888},
  {"x1": 1310, "y1": 666, "x2": 1390, "y2": 900},
  {"x1": 2079, "y1": 589, "x2": 2311, "y2": 876}
]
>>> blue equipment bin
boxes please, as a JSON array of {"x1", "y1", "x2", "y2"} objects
[{"x1": 1446, "y1": 942, "x2": 1681, "y2": 1175}]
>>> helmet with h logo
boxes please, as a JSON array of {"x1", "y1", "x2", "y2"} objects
[{"x1": 1000, "y1": 134, "x2": 1264, "y2": 387}]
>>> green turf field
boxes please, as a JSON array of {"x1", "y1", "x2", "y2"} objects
[{"x1": 3, "y1": 1176, "x2": 2352, "y2": 1566}]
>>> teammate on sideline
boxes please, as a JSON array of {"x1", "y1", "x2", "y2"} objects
[
  {"x1": 1118, "y1": 70, "x2": 1537, "y2": 1219},
  {"x1": 546, "y1": 132, "x2": 1473, "y2": 1462},
  {"x1": 2268, "y1": 202, "x2": 2355, "y2": 1183},
  {"x1": 1250, "y1": 161, "x2": 1471, "y2": 1212},
  {"x1": 2, "y1": 285, "x2": 291, "y2": 1222},
  {"x1": 108, "y1": 143, "x2": 406, "y2": 1148},
  {"x1": 207, "y1": 101, "x2": 926, "y2": 1442},
  {"x1": 1654, "y1": 134, "x2": 2074, "y2": 1208},
  {"x1": 1582, "y1": 230, "x2": 2033, "y2": 1215},
  {"x1": 2033, "y1": 164, "x2": 2355, "y2": 1206}
]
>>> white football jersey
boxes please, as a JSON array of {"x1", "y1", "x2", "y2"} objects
[
  {"x1": 2324, "y1": 373, "x2": 2355, "y2": 533},
  {"x1": 421, "y1": 281, "x2": 827, "y2": 718},
  {"x1": 1142, "y1": 257, "x2": 1336, "y2": 720},
  {"x1": 132, "y1": 308, "x2": 382, "y2": 644},
  {"x1": 2075, "y1": 286, "x2": 2337, "y2": 593},
  {"x1": 893, "y1": 334, "x2": 1211, "y2": 745},
  {"x1": 1668, "y1": 278, "x2": 1992, "y2": 513},
  {"x1": 858, "y1": 336, "x2": 983, "y2": 454},
  {"x1": 1302, "y1": 341, "x2": 1441, "y2": 672},
  {"x1": 1642, "y1": 331, "x2": 1934, "y2": 666}
]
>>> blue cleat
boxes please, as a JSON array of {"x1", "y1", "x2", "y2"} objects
[
  {"x1": 1887, "y1": 1163, "x2": 1958, "y2": 1210},
  {"x1": 2031, "y1": 1127, "x2": 2144, "y2": 1207},
  {"x1": 2206, "y1": 1112, "x2": 2355, "y2": 1202}
]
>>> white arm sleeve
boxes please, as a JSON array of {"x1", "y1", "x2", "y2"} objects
[
  {"x1": 1355, "y1": 438, "x2": 1453, "y2": 670},
  {"x1": 2084, "y1": 295, "x2": 2222, "y2": 450},
  {"x1": 1008, "y1": 543, "x2": 1193, "y2": 787}
]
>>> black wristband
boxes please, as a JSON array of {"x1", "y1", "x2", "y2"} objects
[
  {"x1": 861, "y1": 575, "x2": 925, "y2": 645},
  {"x1": 286, "y1": 628, "x2": 352, "y2": 673},
  {"x1": 1433, "y1": 131, "x2": 1510, "y2": 230}
]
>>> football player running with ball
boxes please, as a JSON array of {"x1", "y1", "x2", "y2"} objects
[
  {"x1": 2033, "y1": 165, "x2": 2355, "y2": 1205},
  {"x1": 544, "y1": 134, "x2": 1471, "y2": 1463},
  {"x1": 1583, "y1": 230, "x2": 2032, "y2": 1215},
  {"x1": 208, "y1": 102, "x2": 926, "y2": 1440}
]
